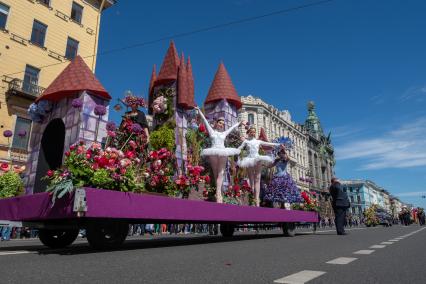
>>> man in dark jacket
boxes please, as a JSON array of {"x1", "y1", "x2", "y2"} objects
[{"x1": 329, "y1": 177, "x2": 350, "y2": 235}]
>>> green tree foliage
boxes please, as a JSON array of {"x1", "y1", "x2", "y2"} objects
[{"x1": 0, "y1": 172, "x2": 24, "y2": 198}]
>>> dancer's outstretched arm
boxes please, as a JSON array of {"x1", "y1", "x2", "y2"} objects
[
  {"x1": 195, "y1": 107, "x2": 214, "y2": 136},
  {"x1": 224, "y1": 121, "x2": 242, "y2": 137},
  {"x1": 260, "y1": 141, "x2": 281, "y2": 147},
  {"x1": 237, "y1": 140, "x2": 247, "y2": 151}
]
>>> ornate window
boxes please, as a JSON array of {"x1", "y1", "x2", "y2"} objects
[{"x1": 248, "y1": 113, "x2": 254, "y2": 125}]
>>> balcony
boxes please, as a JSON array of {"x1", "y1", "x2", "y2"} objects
[{"x1": 4, "y1": 76, "x2": 46, "y2": 100}]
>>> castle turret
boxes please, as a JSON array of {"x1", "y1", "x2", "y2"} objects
[
  {"x1": 26, "y1": 56, "x2": 110, "y2": 194},
  {"x1": 203, "y1": 62, "x2": 241, "y2": 129}
]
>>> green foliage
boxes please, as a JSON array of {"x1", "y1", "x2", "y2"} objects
[
  {"x1": 64, "y1": 151, "x2": 94, "y2": 187},
  {"x1": 45, "y1": 178, "x2": 74, "y2": 206},
  {"x1": 0, "y1": 172, "x2": 24, "y2": 198},
  {"x1": 90, "y1": 168, "x2": 114, "y2": 189},
  {"x1": 150, "y1": 124, "x2": 175, "y2": 151},
  {"x1": 364, "y1": 204, "x2": 379, "y2": 226}
]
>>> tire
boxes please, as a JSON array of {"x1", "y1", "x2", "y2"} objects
[
  {"x1": 86, "y1": 221, "x2": 129, "y2": 250},
  {"x1": 38, "y1": 229, "x2": 79, "y2": 249},
  {"x1": 220, "y1": 224, "x2": 235, "y2": 237},
  {"x1": 282, "y1": 222, "x2": 296, "y2": 237}
]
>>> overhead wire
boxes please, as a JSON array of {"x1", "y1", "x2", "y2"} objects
[{"x1": 2, "y1": 0, "x2": 333, "y2": 77}]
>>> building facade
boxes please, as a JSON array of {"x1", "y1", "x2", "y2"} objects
[
  {"x1": 303, "y1": 101, "x2": 335, "y2": 218},
  {"x1": 341, "y1": 179, "x2": 395, "y2": 219},
  {"x1": 239, "y1": 95, "x2": 309, "y2": 192},
  {"x1": 0, "y1": 0, "x2": 114, "y2": 166}
]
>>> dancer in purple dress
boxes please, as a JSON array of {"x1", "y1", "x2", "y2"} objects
[{"x1": 263, "y1": 147, "x2": 302, "y2": 207}]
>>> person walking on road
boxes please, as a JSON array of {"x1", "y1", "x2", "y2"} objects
[{"x1": 329, "y1": 177, "x2": 350, "y2": 235}]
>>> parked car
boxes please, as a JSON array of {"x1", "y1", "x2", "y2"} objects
[{"x1": 376, "y1": 208, "x2": 393, "y2": 227}]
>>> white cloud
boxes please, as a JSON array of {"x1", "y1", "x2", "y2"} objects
[
  {"x1": 400, "y1": 85, "x2": 426, "y2": 102},
  {"x1": 335, "y1": 117, "x2": 426, "y2": 170},
  {"x1": 394, "y1": 191, "x2": 426, "y2": 197}
]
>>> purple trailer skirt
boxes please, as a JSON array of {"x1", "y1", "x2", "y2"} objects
[{"x1": 0, "y1": 188, "x2": 318, "y2": 223}]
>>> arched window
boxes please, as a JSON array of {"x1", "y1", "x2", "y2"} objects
[{"x1": 248, "y1": 113, "x2": 254, "y2": 125}]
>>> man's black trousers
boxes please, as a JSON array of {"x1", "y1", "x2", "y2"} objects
[{"x1": 334, "y1": 207, "x2": 347, "y2": 234}]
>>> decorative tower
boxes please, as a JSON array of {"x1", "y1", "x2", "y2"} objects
[
  {"x1": 148, "y1": 42, "x2": 195, "y2": 173},
  {"x1": 25, "y1": 56, "x2": 111, "y2": 194},
  {"x1": 203, "y1": 62, "x2": 242, "y2": 128},
  {"x1": 304, "y1": 101, "x2": 324, "y2": 139},
  {"x1": 203, "y1": 62, "x2": 242, "y2": 193}
]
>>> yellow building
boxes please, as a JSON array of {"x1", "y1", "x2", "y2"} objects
[{"x1": 0, "y1": 0, "x2": 115, "y2": 166}]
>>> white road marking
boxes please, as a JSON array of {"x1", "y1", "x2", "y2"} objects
[
  {"x1": 326, "y1": 257, "x2": 357, "y2": 265},
  {"x1": 353, "y1": 250, "x2": 375, "y2": 255},
  {"x1": 381, "y1": 242, "x2": 393, "y2": 245},
  {"x1": 370, "y1": 245, "x2": 386, "y2": 249},
  {"x1": 274, "y1": 270, "x2": 326, "y2": 284},
  {"x1": 0, "y1": 250, "x2": 33, "y2": 256},
  {"x1": 388, "y1": 239, "x2": 399, "y2": 242}
]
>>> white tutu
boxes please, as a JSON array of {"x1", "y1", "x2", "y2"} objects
[
  {"x1": 201, "y1": 147, "x2": 240, "y2": 157},
  {"x1": 238, "y1": 155, "x2": 274, "y2": 168}
]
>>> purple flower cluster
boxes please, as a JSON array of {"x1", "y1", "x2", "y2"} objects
[
  {"x1": 3, "y1": 130, "x2": 13, "y2": 138},
  {"x1": 263, "y1": 174, "x2": 302, "y2": 204},
  {"x1": 106, "y1": 121, "x2": 116, "y2": 131},
  {"x1": 71, "y1": 98, "x2": 83, "y2": 109},
  {"x1": 18, "y1": 130, "x2": 27, "y2": 138},
  {"x1": 94, "y1": 105, "x2": 107, "y2": 116},
  {"x1": 130, "y1": 123, "x2": 143, "y2": 134}
]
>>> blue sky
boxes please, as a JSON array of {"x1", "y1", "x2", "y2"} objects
[{"x1": 94, "y1": 0, "x2": 426, "y2": 207}]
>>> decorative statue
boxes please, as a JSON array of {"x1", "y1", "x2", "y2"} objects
[
  {"x1": 263, "y1": 146, "x2": 302, "y2": 207},
  {"x1": 238, "y1": 126, "x2": 281, "y2": 207},
  {"x1": 195, "y1": 107, "x2": 242, "y2": 203}
]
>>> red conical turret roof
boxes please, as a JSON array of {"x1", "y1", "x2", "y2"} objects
[
  {"x1": 258, "y1": 127, "x2": 269, "y2": 142},
  {"x1": 148, "y1": 64, "x2": 157, "y2": 114},
  {"x1": 36, "y1": 56, "x2": 110, "y2": 102},
  {"x1": 204, "y1": 62, "x2": 241, "y2": 109},
  {"x1": 177, "y1": 53, "x2": 190, "y2": 108},
  {"x1": 185, "y1": 56, "x2": 196, "y2": 108},
  {"x1": 156, "y1": 41, "x2": 180, "y2": 85}
]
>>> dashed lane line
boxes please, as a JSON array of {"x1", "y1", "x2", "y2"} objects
[
  {"x1": 353, "y1": 250, "x2": 375, "y2": 255},
  {"x1": 370, "y1": 245, "x2": 386, "y2": 249},
  {"x1": 274, "y1": 270, "x2": 326, "y2": 284},
  {"x1": 381, "y1": 242, "x2": 394, "y2": 245},
  {"x1": 326, "y1": 257, "x2": 357, "y2": 265},
  {"x1": 0, "y1": 250, "x2": 33, "y2": 256},
  {"x1": 388, "y1": 239, "x2": 399, "y2": 242}
]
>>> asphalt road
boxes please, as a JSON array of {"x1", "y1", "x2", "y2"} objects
[{"x1": 0, "y1": 225, "x2": 425, "y2": 284}]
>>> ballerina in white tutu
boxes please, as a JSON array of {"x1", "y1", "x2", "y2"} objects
[
  {"x1": 196, "y1": 107, "x2": 242, "y2": 203},
  {"x1": 238, "y1": 126, "x2": 281, "y2": 206}
]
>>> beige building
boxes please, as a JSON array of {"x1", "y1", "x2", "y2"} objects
[
  {"x1": 0, "y1": 0, "x2": 114, "y2": 166},
  {"x1": 239, "y1": 95, "x2": 310, "y2": 192}
]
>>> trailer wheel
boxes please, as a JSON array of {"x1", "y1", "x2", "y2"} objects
[
  {"x1": 86, "y1": 221, "x2": 129, "y2": 250},
  {"x1": 38, "y1": 229, "x2": 79, "y2": 249},
  {"x1": 220, "y1": 224, "x2": 235, "y2": 237},
  {"x1": 282, "y1": 222, "x2": 296, "y2": 237}
]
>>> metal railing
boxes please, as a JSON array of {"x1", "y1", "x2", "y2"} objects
[{"x1": 6, "y1": 77, "x2": 46, "y2": 99}]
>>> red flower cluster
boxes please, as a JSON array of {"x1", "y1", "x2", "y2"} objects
[
  {"x1": 175, "y1": 164, "x2": 210, "y2": 194},
  {"x1": 225, "y1": 178, "x2": 253, "y2": 198},
  {"x1": 145, "y1": 148, "x2": 175, "y2": 190}
]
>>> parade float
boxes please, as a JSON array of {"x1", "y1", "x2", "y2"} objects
[{"x1": 0, "y1": 43, "x2": 317, "y2": 250}]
